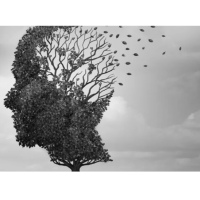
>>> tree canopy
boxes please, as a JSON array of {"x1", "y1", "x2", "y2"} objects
[{"x1": 4, "y1": 26, "x2": 117, "y2": 171}]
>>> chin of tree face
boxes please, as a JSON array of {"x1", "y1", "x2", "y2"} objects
[{"x1": 4, "y1": 26, "x2": 117, "y2": 171}]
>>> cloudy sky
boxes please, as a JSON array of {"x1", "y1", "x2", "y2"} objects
[{"x1": 1, "y1": 26, "x2": 200, "y2": 171}]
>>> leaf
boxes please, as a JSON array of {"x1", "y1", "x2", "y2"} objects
[
  {"x1": 162, "y1": 52, "x2": 166, "y2": 55},
  {"x1": 127, "y1": 73, "x2": 132, "y2": 75},
  {"x1": 119, "y1": 26, "x2": 123, "y2": 28},
  {"x1": 126, "y1": 48, "x2": 129, "y2": 50},
  {"x1": 179, "y1": 47, "x2": 182, "y2": 51},
  {"x1": 142, "y1": 47, "x2": 145, "y2": 50},
  {"x1": 148, "y1": 39, "x2": 153, "y2": 42},
  {"x1": 118, "y1": 83, "x2": 123, "y2": 85},
  {"x1": 122, "y1": 54, "x2": 125, "y2": 57},
  {"x1": 126, "y1": 62, "x2": 131, "y2": 65},
  {"x1": 151, "y1": 26, "x2": 155, "y2": 28},
  {"x1": 133, "y1": 53, "x2": 138, "y2": 56},
  {"x1": 162, "y1": 35, "x2": 165, "y2": 37},
  {"x1": 140, "y1": 29, "x2": 144, "y2": 32},
  {"x1": 114, "y1": 51, "x2": 117, "y2": 54},
  {"x1": 94, "y1": 27, "x2": 98, "y2": 30},
  {"x1": 109, "y1": 34, "x2": 113, "y2": 37},
  {"x1": 116, "y1": 34, "x2": 120, "y2": 38},
  {"x1": 137, "y1": 38, "x2": 141, "y2": 42},
  {"x1": 104, "y1": 31, "x2": 108, "y2": 34},
  {"x1": 127, "y1": 35, "x2": 132, "y2": 37},
  {"x1": 144, "y1": 65, "x2": 147, "y2": 67},
  {"x1": 122, "y1": 41, "x2": 127, "y2": 45}
]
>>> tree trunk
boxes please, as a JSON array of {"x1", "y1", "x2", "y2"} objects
[{"x1": 71, "y1": 165, "x2": 80, "y2": 172}]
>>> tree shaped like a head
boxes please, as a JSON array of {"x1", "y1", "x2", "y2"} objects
[{"x1": 4, "y1": 26, "x2": 118, "y2": 171}]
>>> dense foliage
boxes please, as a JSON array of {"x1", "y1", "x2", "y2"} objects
[{"x1": 4, "y1": 26, "x2": 117, "y2": 171}]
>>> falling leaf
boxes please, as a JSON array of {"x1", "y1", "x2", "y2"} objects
[
  {"x1": 179, "y1": 47, "x2": 182, "y2": 51},
  {"x1": 148, "y1": 39, "x2": 153, "y2": 42},
  {"x1": 137, "y1": 38, "x2": 141, "y2": 42},
  {"x1": 114, "y1": 51, "x2": 117, "y2": 54},
  {"x1": 126, "y1": 48, "x2": 129, "y2": 50},
  {"x1": 126, "y1": 62, "x2": 131, "y2": 65},
  {"x1": 142, "y1": 47, "x2": 145, "y2": 50},
  {"x1": 116, "y1": 34, "x2": 120, "y2": 38},
  {"x1": 140, "y1": 29, "x2": 144, "y2": 32},
  {"x1": 162, "y1": 35, "x2": 165, "y2": 37},
  {"x1": 151, "y1": 26, "x2": 155, "y2": 28},
  {"x1": 127, "y1": 35, "x2": 132, "y2": 37},
  {"x1": 122, "y1": 41, "x2": 127, "y2": 45},
  {"x1": 144, "y1": 65, "x2": 147, "y2": 67},
  {"x1": 127, "y1": 73, "x2": 132, "y2": 75},
  {"x1": 119, "y1": 83, "x2": 123, "y2": 85},
  {"x1": 104, "y1": 31, "x2": 108, "y2": 34},
  {"x1": 119, "y1": 26, "x2": 123, "y2": 28},
  {"x1": 162, "y1": 52, "x2": 166, "y2": 55},
  {"x1": 110, "y1": 34, "x2": 113, "y2": 37},
  {"x1": 133, "y1": 53, "x2": 138, "y2": 56}
]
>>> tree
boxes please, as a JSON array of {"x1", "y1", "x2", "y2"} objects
[
  {"x1": 5, "y1": 26, "x2": 178, "y2": 171},
  {"x1": 4, "y1": 26, "x2": 118, "y2": 171}
]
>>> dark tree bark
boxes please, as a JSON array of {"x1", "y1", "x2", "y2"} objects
[{"x1": 71, "y1": 165, "x2": 81, "y2": 172}]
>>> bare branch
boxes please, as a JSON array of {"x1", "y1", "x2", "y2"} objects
[
  {"x1": 71, "y1": 71, "x2": 82, "y2": 83},
  {"x1": 81, "y1": 159, "x2": 105, "y2": 166},
  {"x1": 51, "y1": 157, "x2": 73, "y2": 169}
]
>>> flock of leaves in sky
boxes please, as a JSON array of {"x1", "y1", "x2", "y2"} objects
[{"x1": 104, "y1": 25, "x2": 182, "y2": 86}]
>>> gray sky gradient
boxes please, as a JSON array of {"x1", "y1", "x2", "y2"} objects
[{"x1": 1, "y1": 26, "x2": 200, "y2": 171}]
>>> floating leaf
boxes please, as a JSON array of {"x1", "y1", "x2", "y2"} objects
[
  {"x1": 137, "y1": 38, "x2": 141, "y2": 42},
  {"x1": 142, "y1": 47, "x2": 145, "y2": 50},
  {"x1": 126, "y1": 62, "x2": 131, "y2": 65},
  {"x1": 114, "y1": 51, "x2": 117, "y2": 54},
  {"x1": 140, "y1": 29, "x2": 144, "y2": 32},
  {"x1": 119, "y1": 26, "x2": 123, "y2": 28},
  {"x1": 114, "y1": 59, "x2": 118, "y2": 62},
  {"x1": 122, "y1": 41, "x2": 127, "y2": 45},
  {"x1": 110, "y1": 34, "x2": 113, "y2": 37},
  {"x1": 118, "y1": 83, "x2": 123, "y2": 85},
  {"x1": 151, "y1": 26, "x2": 155, "y2": 28},
  {"x1": 148, "y1": 39, "x2": 153, "y2": 42},
  {"x1": 116, "y1": 34, "x2": 120, "y2": 38},
  {"x1": 162, "y1": 52, "x2": 166, "y2": 55},
  {"x1": 127, "y1": 35, "x2": 132, "y2": 37},
  {"x1": 162, "y1": 35, "x2": 165, "y2": 37},
  {"x1": 127, "y1": 73, "x2": 132, "y2": 75},
  {"x1": 144, "y1": 65, "x2": 147, "y2": 67},
  {"x1": 116, "y1": 63, "x2": 120, "y2": 66},
  {"x1": 126, "y1": 48, "x2": 129, "y2": 50},
  {"x1": 104, "y1": 31, "x2": 108, "y2": 34},
  {"x1": 94, "y1": 27, "x2": 98, "y2": 30},
  {"x1": 133, "y1": 53, "x2": 138, "y2": 56},
  {"x1": 122, "y1": 54, "x2": 125, "y2": 57},
  {"x1": 179, "y1": 47, "x2": 182, "y2": 51}
]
